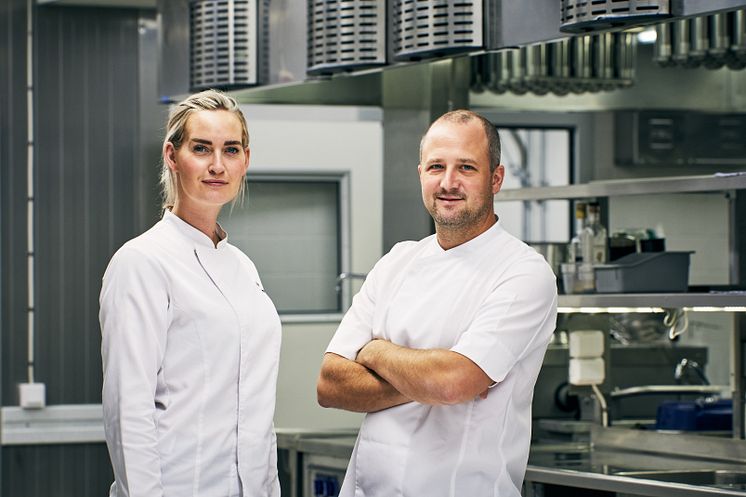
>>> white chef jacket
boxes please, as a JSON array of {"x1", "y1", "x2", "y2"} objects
[
  {"x1": 99, "y1": 210, "x2": 281, "y2": 497},
  {"x1": 326, "y1": 220, "x2": 557, "y2": 497}
]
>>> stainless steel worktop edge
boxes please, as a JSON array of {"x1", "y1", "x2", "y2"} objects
[{"x1": 525, "y1": 465, "x2": 746, "y2": 497}]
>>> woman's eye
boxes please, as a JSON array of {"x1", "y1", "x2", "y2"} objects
[
  {"x1": 225, "y1": 146, "x2": 240, "y2": 155},
  {"x1": 193, "y1": 144, "x2": 208, "y2": 153}
]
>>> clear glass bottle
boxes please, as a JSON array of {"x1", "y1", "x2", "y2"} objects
[
  {"x1": 569, "y1": 202, "x2": 587, "y2": 263},
  {"x1": 584, "y1": 202, "x2": 608, "y2": 264}
]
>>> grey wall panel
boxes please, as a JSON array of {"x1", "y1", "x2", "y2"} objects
[
  {"x1": 1, "y1": 0, "x2": 31, "y2": 404},
  {"x1": 2, "y1": 3, "x2": 159, "y2": 496},
  {"x1": 33, "y1": 5, "x2": 141, "y2": 405},
  {"x1": 3, "y1": 444, "x2": 112, "y2": 496}
]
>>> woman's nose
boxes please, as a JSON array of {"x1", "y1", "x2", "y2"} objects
[{"x1": 208, "y1": 152, "x2": 226, "y2": 174}]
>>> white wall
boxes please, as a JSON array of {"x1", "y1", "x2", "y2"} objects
[{"x1": 241, "y1": 104, "x2": 381, "y2": 429}]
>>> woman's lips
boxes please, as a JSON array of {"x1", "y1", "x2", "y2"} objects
[{"x1": 203, "y1": 180, "x2": 228, "y2": 186}]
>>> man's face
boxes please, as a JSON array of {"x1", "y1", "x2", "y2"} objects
[{"x1": 418, "y1": 120, "x2": 504, "y2": 230}]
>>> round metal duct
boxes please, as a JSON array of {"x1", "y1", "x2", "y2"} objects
[
  {"x1": 190, "y1": 0, "x2": 269, "y2": 91},
  {"x1": 653, "y1": 11, "x2": 746, "y2": 70},
  {"x1": 560, "y1": 0, "x2": 670, "y2": 33},
  {"x1": 307, "y1": 0, "x2": 386, "y2": 76},
  {"x1": 392, "y1": 0, "x2": 484, "y2": 61},
  {"x1": 474, "y1": 32, "x2": 638, "y2": 96}
]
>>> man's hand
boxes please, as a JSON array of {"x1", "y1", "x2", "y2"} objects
[{"x1": 355, "y1": 339, "x2": 494, "y2": 406}]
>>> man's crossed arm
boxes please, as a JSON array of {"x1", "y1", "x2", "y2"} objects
[{"x1": 317, "y1": 339, "x2": 493, "y2": 413}]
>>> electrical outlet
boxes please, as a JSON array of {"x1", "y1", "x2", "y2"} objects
[
  {"x1": 19, "y1": 382, "x2": 46, "y2": 409},
  {"x1": 569, "y1": 358, "x2": 606, "y2": 386},
  {"x1": 569, "y1": 330, "x2": 605, "y2": 358}
]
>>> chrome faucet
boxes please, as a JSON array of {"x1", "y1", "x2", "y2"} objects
[{"x1": 335, "y1": 272, "x2": 367, "y2": 293}]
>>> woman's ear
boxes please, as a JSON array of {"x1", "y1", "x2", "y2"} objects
[
  {"x1": 244, "y1": 147, "x2": 251, "y2": 174},
  {"x1": 163, "y1": 142, "x2": 178, "y2": 172}
]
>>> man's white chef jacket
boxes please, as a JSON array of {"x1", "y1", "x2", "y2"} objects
[
  {"x1": 100, "y1": 210, "x2": 281, "y2": 497},
  {"x1": 326, "y1": 220, "x2": 558, "y2": 497}
]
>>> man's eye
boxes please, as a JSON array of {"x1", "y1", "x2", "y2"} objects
[
  {"x1": 462, "y1": 164, "x2": 476, "y2": 171},
  {"x1": 428, "y1": 164, "x2": 444, "y2": 170}
]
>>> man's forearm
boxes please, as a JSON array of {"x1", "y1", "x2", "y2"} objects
[
  {"x1": 356, "y1": 340, "x2": 492, "y2": 405},
  {"x1": 317, "y1": 352, "x2": 410, "y2": 413}
]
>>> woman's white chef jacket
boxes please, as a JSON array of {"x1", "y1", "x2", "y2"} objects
[
  {"x1": 99, "y1": 210, "x2": 282, "y2": 497},
  {"x1": 326, "y1": 220, "x2": 558, "y2": 497}
]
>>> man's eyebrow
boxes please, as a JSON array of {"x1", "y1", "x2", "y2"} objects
[{"x1": 426, "y1": 157, "x2": 479, "y2": 164}]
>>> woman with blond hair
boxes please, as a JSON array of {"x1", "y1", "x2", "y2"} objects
[{"x1": 99, "y1": 89, "x2": 281, "y2": 497}]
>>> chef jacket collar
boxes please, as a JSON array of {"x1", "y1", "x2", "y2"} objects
[
  {"x1": 433, "y1": 217, "x2": 503, "y2": 256},
  {"x1": 163, "y1": 209, "x2": 229, "y2": 250}
]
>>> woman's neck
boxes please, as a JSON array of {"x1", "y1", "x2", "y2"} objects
[{"x1": 171, "y1": 202, "x2": 222, "y2": 247}]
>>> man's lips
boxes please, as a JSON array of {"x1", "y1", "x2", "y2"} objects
[{"x1": 436, "y1": 195, "x2": 464, "y2": 202}]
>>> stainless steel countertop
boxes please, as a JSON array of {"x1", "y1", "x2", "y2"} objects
[
  {"x1": 277, "y1": 430, "x2": 746, "y2": 496},
  {"x1": 527, "y1": 443, "x2": 746, "y2": 496}
]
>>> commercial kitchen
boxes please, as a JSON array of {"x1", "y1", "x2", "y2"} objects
[{"x1": 2, "y1": 0, "x2": 746, "y2": 495}]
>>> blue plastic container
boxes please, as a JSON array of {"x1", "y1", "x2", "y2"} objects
[{"x1": 655, "y1": 399, "x2": 732, "y2": 431}]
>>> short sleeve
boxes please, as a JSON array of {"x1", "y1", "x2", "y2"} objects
[
  {"x1": 451, "y1": 259, "x2": 558, "y2": 383},
  {"x1": 325, "y1": 267, "x2": 378, "y2": 360}
]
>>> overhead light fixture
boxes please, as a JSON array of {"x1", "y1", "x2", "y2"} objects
[{"x1": 637, "y1": 27, "x2": 658, "y2": 44}]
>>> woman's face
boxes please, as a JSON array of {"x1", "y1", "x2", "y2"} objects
[{"x1": 165, "y1": 109, "x2": 249, "y2": 214}]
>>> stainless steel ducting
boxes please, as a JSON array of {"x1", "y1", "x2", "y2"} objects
[
  {"x1": 307, "y1": 0, "x2": 386, "y2": 75},
  {"x1": 190, "y1": 0, "x2": 269, "y2": 90},
  {"x1": 392, "y1": 0, "x2": 483, "y2": 61},
  {"x1": 654, "y1": 10, "x2": 746, "y2": 70},
  {"x1": 560, "y1": 0, "x2": 670, "y2": 33},
  {"x1": 472, "y1": 32, "x2": 637, "y2": 96}
]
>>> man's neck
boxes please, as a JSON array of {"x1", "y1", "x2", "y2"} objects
[{"x1": 435, "y1": 215, "x2": 497, "y2": 250}]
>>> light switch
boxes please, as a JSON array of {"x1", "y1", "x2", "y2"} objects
[{"x1": 19, "y1": 382, "x2": 46, "y2": 409}]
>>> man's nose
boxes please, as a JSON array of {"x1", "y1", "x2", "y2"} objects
[{"x1": 440, "y1": 166, "x2": 458, "y2": 191}]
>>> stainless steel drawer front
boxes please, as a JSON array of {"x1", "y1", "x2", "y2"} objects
[
  {"x1": 190, "y1": 0, "x2": 268, "y2": 90},
  {"x1": 307, "y1": 0, "x2": 386, "y2": 75},
  {"x1": 560, "y1": 0, "x2": 670, "y2": 33},
  {"x1": 393, "y1": 0, "x2": 483, "y2": 61}
]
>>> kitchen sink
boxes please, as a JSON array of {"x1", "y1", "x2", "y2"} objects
[{"x1": 615, "y1": 469, "x2": 746, "y2": 490}]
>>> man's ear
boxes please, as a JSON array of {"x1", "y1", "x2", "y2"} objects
[{"x1": 492, "y1": 164, "x2": 505, "y2": 194}]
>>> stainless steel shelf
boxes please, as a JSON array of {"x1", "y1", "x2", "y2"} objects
[
  {"x1": 496, "y1": 174, "x2": 746, "y2": 202},
  {"x1": 558, "y1": 292, "x2": 746, "y2": 309}
]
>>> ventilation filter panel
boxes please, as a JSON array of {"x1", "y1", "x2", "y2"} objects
[
  {"x1": 561, "y1": 0, "x2": 670, "y2": 33},
  {"x1": 307, "y1": 0, "x2": 386, "y2": 75},
  {"x1": 190, "y1": 0, "x2": 269, "y2": 90},
  {"x1": 393, "y1": 0, "x2": 483, "y2": 61}
]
